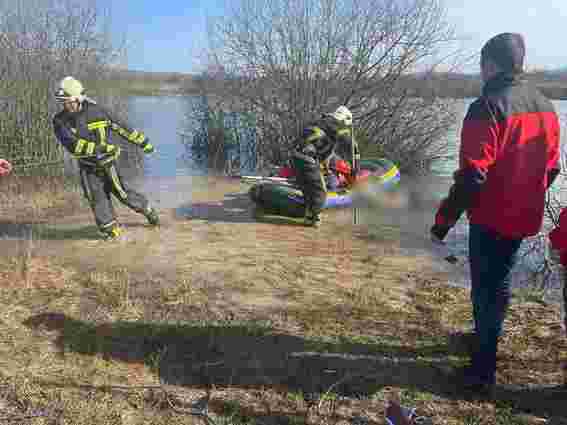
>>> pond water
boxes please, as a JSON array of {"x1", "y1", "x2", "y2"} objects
[{"x1": 128, "y1": 94, "x2": 567, "y2": 300}]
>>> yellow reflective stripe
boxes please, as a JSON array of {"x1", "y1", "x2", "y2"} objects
[
  {"x1": 97, "y1": 127, "x2": 107, "y2": 144},
  {"x1": 378, "y1": 165, "x2": 400, "y2": 182},
  {"x1": 85, "y1": 142, "x2": 96, "y2": 155},
  {"x1": 320, "y1": 170, "x2": 327, "y2": 193},
  {"x1": 305, "y1": 127, "x2": 323, "y2": 143},
  {"x1": 110, "y1": 122, "x2": 146, "y2": 145},
  {"x1": 128, "y1": 130, "x2": 146, "y2": 145},
  {"x1": 337, "y1": 128, "x2": 350, "y2": 137},
  {"x1": 113, "y1": 125, "x2": 131, "y2": 139},
  {"x1": 87, "y1": 120, "x2": 110, "y2": 130},
  {"x1": 74, "y1": 139, "x2": 87, "y2": 154},
  {"x1": 108, "y1": 166, "x2": 127, "y2": 199}
]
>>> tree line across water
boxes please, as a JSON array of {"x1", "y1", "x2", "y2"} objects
[{"x1": 102, "y1": 68, "x2": 567, "y2": 100}]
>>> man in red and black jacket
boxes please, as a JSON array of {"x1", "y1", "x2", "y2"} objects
[{"x1": 431, "y1": 33, "x2": 561, "y2": 392}]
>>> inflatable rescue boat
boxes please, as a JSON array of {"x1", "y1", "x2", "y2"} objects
[{"x1": 248, "y1": 158, "x2": 400, "y2": 217}]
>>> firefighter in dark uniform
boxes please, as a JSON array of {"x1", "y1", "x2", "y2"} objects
[
  {"x1": 292, "y1": 106, "x2": 359, "y2": 227},
  {"x1": 52, "y1": 76, "x2": 160, "y2": 240}
]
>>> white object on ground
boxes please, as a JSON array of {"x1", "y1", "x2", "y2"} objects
[{"x1": 240, "y1": 175, "x2": 299, "y2": 188}]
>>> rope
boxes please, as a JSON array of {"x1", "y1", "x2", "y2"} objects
[{"x1": 11, "y1": 159, "x2": 66, "y2": 170}]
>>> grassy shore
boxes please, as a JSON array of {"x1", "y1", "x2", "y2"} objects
[{"x1": 0, "y1": 177, "x2": 566, "y2": 424}]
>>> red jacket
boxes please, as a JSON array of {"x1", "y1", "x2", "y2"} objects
[{"x1": 433, "y1": 73, "x2": 560, "y2": 240}]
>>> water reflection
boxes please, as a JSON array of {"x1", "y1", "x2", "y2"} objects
[{"x1": 125, "y1": 96, "x2": 199, "y2": 178}]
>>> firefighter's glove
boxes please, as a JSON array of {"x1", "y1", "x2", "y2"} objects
[{"x1": 142, "y1": 141, "x2": 155, "y2": 154}]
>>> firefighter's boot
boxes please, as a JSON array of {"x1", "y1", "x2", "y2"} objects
[
  {"x1": 100, "y1": 224, "x2": 123, "y2": 241},
  {"x1": 305, "y1": 209, "x2": 322, "y2": 228},
  {"x1": 144, "y1": 207, "x2": 160, "y2": 226}
]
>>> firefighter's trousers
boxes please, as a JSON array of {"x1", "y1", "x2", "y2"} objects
[
  {"x1": 79, "y1": 163, "x2": 149, "y2": 232},
  {"x1": 291, "y1": 151, "x2": 327, "y2": 216}
]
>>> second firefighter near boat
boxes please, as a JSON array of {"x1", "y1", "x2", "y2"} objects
[
  {"x1": 291, "y1": 105, "x2": 360, "y2": 228},
  {"x1": 52, "y1": 76, "x2": 160, "y2": 241}
]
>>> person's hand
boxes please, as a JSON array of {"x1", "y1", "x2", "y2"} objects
[
  {"x1": 142, "y1": 141, "x2": 155, "y2": 154},
  {"x1": 429, "y1": 225, "x2": 458, "y2": 264},
  {"x1": 0, "y1": 158, "x2": 13, "y2": 176},
  {"x1": 430, "y1": 230, "x2": 443, "y2": 245},
  {"x1": 429, "y1": 228, "x2": 447, "y2": 251},
  {"x1": 430, "y1": 224, "x2": 450, "y2": 243}
]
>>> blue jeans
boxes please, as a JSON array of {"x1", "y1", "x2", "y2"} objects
[{"x1": 468, "y1": 224, "x2": 522, "y2": 382}]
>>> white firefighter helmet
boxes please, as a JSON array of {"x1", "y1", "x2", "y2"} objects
[
  {"x1": 328, "y1": 105, "x2": 353, "y2": 127},
  {"x1": 55, "y1": 76, "x2": 86, "y2": 103}
]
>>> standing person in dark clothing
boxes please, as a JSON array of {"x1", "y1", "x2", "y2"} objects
[
  {"x1": 53, "y1": 76, "x2": 160, "y2": 241},
  {"x1": 430, "y1": 33, "x2": 560, "y2": 392},
  {"x1": 292, "y1": 106, "x2": 359, "y2": 227}
]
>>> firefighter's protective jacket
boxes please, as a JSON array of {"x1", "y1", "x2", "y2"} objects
[
  {"x1": 295, "y1": 115, "x2": 360, "y2": 174},
  {"x1": 53, "y1": 101, "x2": 150, "y2": 168}
]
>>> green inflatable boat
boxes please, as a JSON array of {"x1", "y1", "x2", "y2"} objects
[{"x1": 249, "y1": 158, "x2": 400, "y2": 218}]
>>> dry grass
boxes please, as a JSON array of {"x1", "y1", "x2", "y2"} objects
[
  {"x1": 0, "y1": 180, "x2": 566, "y2": 424},
  {"x1": 0, "y1": 175, "x2": 84, "y2": 220},
  {"x1": 0, "y1": 256, "x2": 565, "y2": 424}
]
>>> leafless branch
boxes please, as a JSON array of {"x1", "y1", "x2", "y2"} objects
[{"x1": 191, "y1": 0, "x2": 464, "y2": 172}]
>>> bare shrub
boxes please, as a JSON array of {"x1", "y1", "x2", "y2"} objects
[
  {"x1": 181, "y1": 94, "x2": 259, "y2": 175},
  {"x1": 0, "y1": 0, "x2": 130, "y2": 178},
  {"x1": 189, "y1": 0, "x2": 462, "y2": 173}
]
